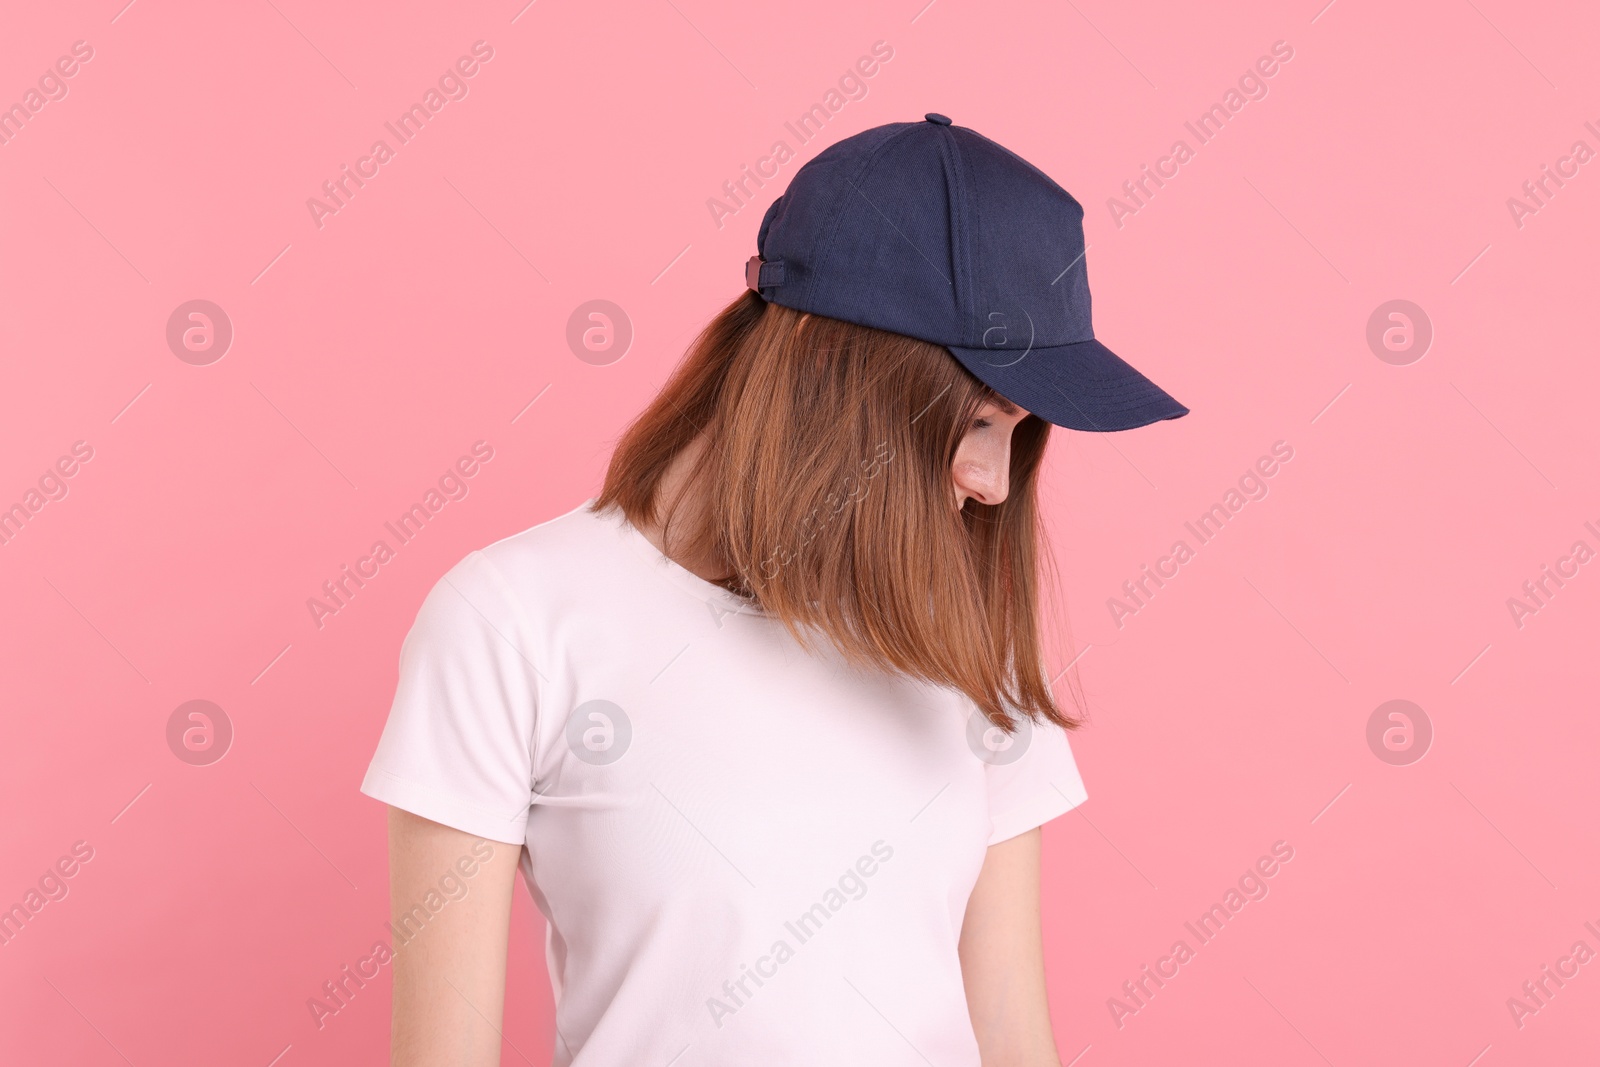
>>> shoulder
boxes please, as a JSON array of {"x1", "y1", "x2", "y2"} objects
[
  {"x1": 409, "y1": 497, "x2": 614, "y2": 642},
  {"x1": 473, "y1": 496, "x2": 621, "y2": 599}
]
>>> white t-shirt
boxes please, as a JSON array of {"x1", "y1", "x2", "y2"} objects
[{"x1": 360, "y1": 496, "x2": 1088, "y2": 1066}]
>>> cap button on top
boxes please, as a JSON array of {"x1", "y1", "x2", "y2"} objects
[{"x1": 924, "y1": 112, "x2": 952, "y2": 125}]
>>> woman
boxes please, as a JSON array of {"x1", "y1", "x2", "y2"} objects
[{"x1": 361, "y1": 113, "x2": 1188, "y2": 1066}]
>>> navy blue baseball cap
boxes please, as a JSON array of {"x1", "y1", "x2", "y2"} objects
[{"x1": 745, "y1": 113, "x2": 1189, "y2": 432}]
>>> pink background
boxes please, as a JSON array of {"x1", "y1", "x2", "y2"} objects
[{"x1": 3, "y1": 0, "x2": 1597, "y2": 1063}]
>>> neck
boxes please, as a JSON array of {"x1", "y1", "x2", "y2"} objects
[{"x1": 637, "y1": 432, "x2": 734, "y2": 585}]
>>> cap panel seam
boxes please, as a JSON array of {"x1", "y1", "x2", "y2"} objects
[
  {"x1": 944, "y1": 128, "x2": 977, "y2": 347},
  {"x1": 806, "y1": 123, "x2": 927, "y2": 311}
]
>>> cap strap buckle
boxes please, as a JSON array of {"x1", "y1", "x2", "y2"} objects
[{"x1": 745, "y1": 255, "x2": 785, "y2": 291}]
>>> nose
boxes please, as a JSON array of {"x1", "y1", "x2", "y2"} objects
[{"x1": 954, "y1": 457, "x2": 1009, "y2": 509}]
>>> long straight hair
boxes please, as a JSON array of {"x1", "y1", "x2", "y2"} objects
[{"x1": 592, "y1": 290, "x2": 1086, "y2": 733}]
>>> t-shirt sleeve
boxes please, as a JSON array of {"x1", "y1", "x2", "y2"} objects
[
  {"x1": 983, "y1": 716, "x2": 1089, "y2": 846},
  {"x1": 359, "y1": 549, "x2": 542, "y2": 846}
]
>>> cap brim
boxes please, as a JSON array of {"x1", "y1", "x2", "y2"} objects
[{"x1": 945, "y1": 336, "x2": 1189, "y2": 432}]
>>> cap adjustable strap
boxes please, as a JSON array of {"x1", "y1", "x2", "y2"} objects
[{"x1": 745, "y1": 256, "x2": 785, "y2": 291}]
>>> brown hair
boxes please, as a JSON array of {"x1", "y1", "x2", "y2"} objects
[{"x1": 592, "y1": 290, "x2": 1086, "y2": 733}]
